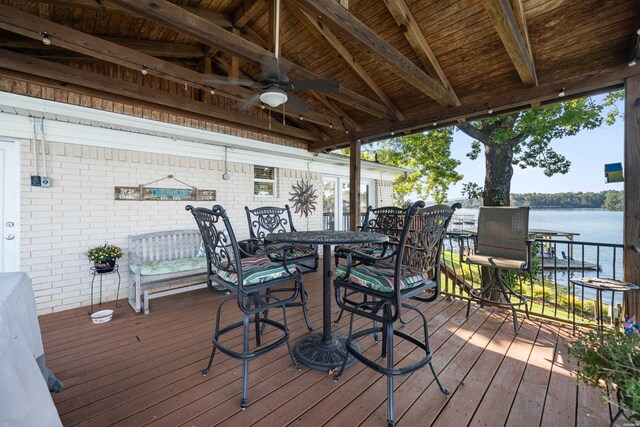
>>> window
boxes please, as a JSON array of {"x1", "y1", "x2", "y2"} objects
[{"x1": 254, "y1": 166, "x2": 276, "y2": 196}]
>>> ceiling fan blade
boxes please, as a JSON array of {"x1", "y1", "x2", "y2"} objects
[
  {"x1": 289, "y1": 79, "x2": 340, "y2": 91},
  {"x1": 259, "y1": 57, "x2": 281, "y2": 82},
  {"x1": 202, "y1": 75, "x2": 261, "y2": 88},
  {"x1": 285, "y1": 94, "x2": 310, "y2": 113},
  {"x1": 236, "y1": 93, "x2": 262, "y2": 111}
]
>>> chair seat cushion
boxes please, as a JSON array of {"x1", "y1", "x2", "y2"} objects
[
  {"x1": 466, "y1": 254, "x2": 526, "y2": 270},
  {"x1": 131, "y1": 257, "x2": 207, "y2": 276},
  {"x1": 335, "y1": 244, "x2": 388, "y2": 259},
  {"x1": 217, "y1": 255, "x2": 298, "y2": 287},
  {"x1": 262, "y1": 244, "x2": 317, "y2": 261},
  {"x1": 336, "y1": 262, "x2": 430, "y2": 292}
]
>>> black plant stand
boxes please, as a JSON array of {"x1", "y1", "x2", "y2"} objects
[{"x1": 89, "y1": 264, "x2": 121, "y2": 315}]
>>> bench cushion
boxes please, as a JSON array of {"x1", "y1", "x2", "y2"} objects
[
  {"x1": 217, "y1": 255, "x2": 297, "y2": 287},
  {"x1": 336, "y1": 262, "x2": 430, "y2": 292},
  {"x1": 131, "y1": 257, "x2": 207, "y2": 276}
]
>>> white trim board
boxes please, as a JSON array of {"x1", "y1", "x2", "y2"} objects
[{"x1": 0, "y1": 92, "x2": 407, "y2": 180}]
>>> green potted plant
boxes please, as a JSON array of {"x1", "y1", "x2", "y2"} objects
[
  {"x1": 85, "y1": 243, "x2": 124, "y2": 273},
  {"x1": 567, "y1": 316, "x2": 640, "y2": 424}
]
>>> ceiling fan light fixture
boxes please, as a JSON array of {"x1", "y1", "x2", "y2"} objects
[{"x1": 260, "y1": 88, "x2": 288, "y2": 108}]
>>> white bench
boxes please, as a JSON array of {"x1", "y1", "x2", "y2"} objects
[{"x1": 128, "y1": 230, "x2": 207, "y2": 314}]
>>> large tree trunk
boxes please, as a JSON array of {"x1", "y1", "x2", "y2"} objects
[{"x1": 483, "y1": 143, "x2": 514, "y2": 206}]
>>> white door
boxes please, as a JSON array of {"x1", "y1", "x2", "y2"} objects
[
  {"x1": 323, "y1": 176, "x2": 373, "y2": 231},
  {"x1": 1, "y1": 140, "x2": 20, "y2": 272}
]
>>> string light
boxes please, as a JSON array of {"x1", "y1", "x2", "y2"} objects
[
  {"x1": 299, "y1": 114, "x2": 304, "y2": 121},
  {"x1": 432, "y1": 119, "x2": 437, "y2": 126},
  {"x1": 141, "y1": 65, "x2": 148, "y2": 75},
  {"x1": 486, "y1": 104, "x2": 493, "y2": 114},
  {"x1": 42, "y1": 32, "x2": 51, "y2": 45},
  {"x1": 210, "y1": 88, "x2": 216, "y2": 95},
  {"x1": 558, "y1": 87, "x2": 566, "y2": 97},
  {"x1": 329, "y1": 123, "x2": 333, "y2": 128},
  {"x1": 390, "y1": 130, "x2": 395, "y2": 136}
]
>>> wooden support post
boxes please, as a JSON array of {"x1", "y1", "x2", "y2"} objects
[
  {"x1": 202, "y1": 55, "x2": 212, "y2": 103},
  {"x1": 624, "y1": 74, "x2": 640, "y2": 316},
  {"x1": 349, "y1": 139, "x2": 361, "y2": 231}
]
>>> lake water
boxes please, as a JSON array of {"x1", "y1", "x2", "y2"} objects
[{"x1": 453, "y1": 207, "x2": 623, "y2": 245}]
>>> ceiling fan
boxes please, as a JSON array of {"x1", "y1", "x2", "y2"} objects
[{"x1": 204, "y1": 0, "x2": 339, "y2": 112}]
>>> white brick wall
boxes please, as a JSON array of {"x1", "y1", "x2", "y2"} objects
[
  {"x1": 21, "y1": 139, "x2": 323, "y2": 314},
  {"x1": 376, "y1": 180, "x2": 396, "y2": 207}
]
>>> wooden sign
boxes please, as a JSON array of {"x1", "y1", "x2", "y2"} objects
[{"x1": 115, "y1": 186, "x2": 216, "y2": 201}]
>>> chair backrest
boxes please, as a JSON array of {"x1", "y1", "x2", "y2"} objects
[
  {"x1": 399, "y1": 203, "x2": 459, "y2": 279},
  {"x1": 245, "y1": 205, "x2": 296, "y2": 242},
  {"x1": 186, "y1": 205, "x2": 241, "y2": 285},
  {"x1": 361, "y1": 205, "x2": 408, "y2": 244},
  {"x1": 476, "y1": 207, "x2": 529, "y2": 262}
]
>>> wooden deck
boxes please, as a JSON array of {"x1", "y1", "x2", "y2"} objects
[{"x1": 39, "y1": 269, "x2": 622, "y2": 426}]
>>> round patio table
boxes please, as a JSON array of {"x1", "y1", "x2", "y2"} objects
[{"x1": 266, "y1": 230, "x2": 388, "y2": 370}]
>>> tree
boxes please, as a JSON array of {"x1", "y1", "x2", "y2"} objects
[
  {"x1": 603, "y1": 190, "x2": 624, "y2": 211},
  {"x1": 457, "y1": 93, "x2": 622, "y2": 206},
  {"x1": 365, "y1": 129, "x2": 462, "y2": 204}
]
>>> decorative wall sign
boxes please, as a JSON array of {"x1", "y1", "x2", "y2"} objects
[
  {"x1": 115, "y1": 175, "x2": 216, "y2": 201},
  {"x1": 288, "y1": 179, "x2": 317, "y2": 217}
]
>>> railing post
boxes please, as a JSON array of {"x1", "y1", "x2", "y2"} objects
[{"x1": 624, "y1": 75, "x2": 640, "y2": 317}]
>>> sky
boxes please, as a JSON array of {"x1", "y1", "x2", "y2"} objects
[{"x1": 445, "y1": 95, "x2": 625, "y2": 199}]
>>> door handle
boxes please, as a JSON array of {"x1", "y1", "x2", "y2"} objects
[{"x1": 5, "y1": 234, "x2": 15, "y2": 240}]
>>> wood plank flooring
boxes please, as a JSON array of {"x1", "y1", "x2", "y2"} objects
[{"x1": 38, "y1": 269, "x2": 622, "y2": 426}]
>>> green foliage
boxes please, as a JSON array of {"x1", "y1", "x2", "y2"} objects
[
  {"x1": 458, "y1": 93, "x2": 621, "y2": 205},
  {"x1": 452, "y1": 190, "x2": 623, "y2": 209},
  {"x1": 85, "y1": 244, "x2": 124, "y2": 261},
  {"x1": 603, "y1": 190, "x2": 624, "y2": 211},
  {"x1": 368, "y1": 129, "x2": 462, "y2": 203},
  {"x1": 568, "y1": 328, "x2": 640, "y2": 417}
]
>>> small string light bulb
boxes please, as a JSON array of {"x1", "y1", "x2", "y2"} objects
[
  {"x1": 486, "y1": 104, "x2": 493, "y2": 114},
  {"x1": 432, "y1": 119, "x2": 437, "y2": 126},
  {"x1": 299, "y1": 114, "x2": 304, "y2": 121},
  {"x1": 329, "y1": 123, "x2": 333, "y2": 128},
  {"x1": 210, "y1": 88, "x2": 215, "y2": 95},
  {"x1": 141, "y1": 65, "x2": 148, "y2": 76},
  {"x1": 558, "y1": 87, "x2": 566, "y2": 97},
  {"x1": 42, "y1": 32, "x2": 51, "y2": 45},
  {"x1": 390, "y1": 130, "x2": 395, "y2": 136}
]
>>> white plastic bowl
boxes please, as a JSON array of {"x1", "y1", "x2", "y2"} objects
[{"x1": 91, "y1": 309, "x2": 113, "y2": 324}]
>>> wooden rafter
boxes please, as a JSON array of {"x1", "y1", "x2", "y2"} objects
[
  {"x1": 0, "y1": 49, "x2": 318, "y2": 141},
  {"x1": 0, "y1": 36, "x2": 207, "y2": 59},
  {"x1": 310, "y1": 64, "x2": 640, "y2": 150},
  {"x1": 107, "y1": 0, "x2": 394, "y2": 120},
  {"x1": 287, "y1": 3, "x2": 403, "y2": 121},
  {"x1": 481, "y1": 0, "x2": 537, "y2": 87},
  {"x1": 312, "y1": 92, "x2": 362, "y2": 133},
  {"x1": 0, "y1": 5, "x2": 338, "y2": 130},
  {"x1": 290, "y1": 0, "x2": 458, "y2": 106},
  {"x1": 381, "y1": 0, "x2": 460, "y2": 106}
]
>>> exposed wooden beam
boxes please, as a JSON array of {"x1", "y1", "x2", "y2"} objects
[
  {"x1": 624, "y1": 74, "x2": 640, "y2": 316},
  {"x1": 311, "y1": 92, "x2": 361, "y2": 133},
  {"x1": 349, "y1": 138, "x2": 361, "y2": 231},
  {"x1": 107, "y1": 0, "x2": 394, "y2": 120},
  {"x1": 310, "y1": 64, "x2": 640, "y2": 150},
  {"x1": 290, "y1": 0, "x2": 458, "y2": 106},
  {"x1": 288, "y1": 4, "x2": 404, "y2": 121},
  {"x1": 382, "y1": 0, "x2": 460, "y2": 106},
  {"x1": 0, "y1": 49, "x2": 318, "y2": 141},
  {"x1": 480, "y1": 0, "x2": 537, "y2": 87},
  {"x1": 0, "y1": 5, "x2": 338, "y2": 129},
  {"x1": 0, "y1": 37, "x2": 207, "y2": 59}
]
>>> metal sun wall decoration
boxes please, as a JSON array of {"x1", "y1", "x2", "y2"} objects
[{"x1": 288, "y1": 179, "x2": 317, "y2": 217}]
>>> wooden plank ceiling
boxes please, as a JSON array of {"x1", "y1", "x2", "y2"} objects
[{"x1": 0, "y1": 0, "x2": 637, "y2": 150}]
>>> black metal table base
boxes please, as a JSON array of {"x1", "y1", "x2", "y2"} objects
[{"x1": 294, "y1": 332, "x2": 361, "y2": 371}]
